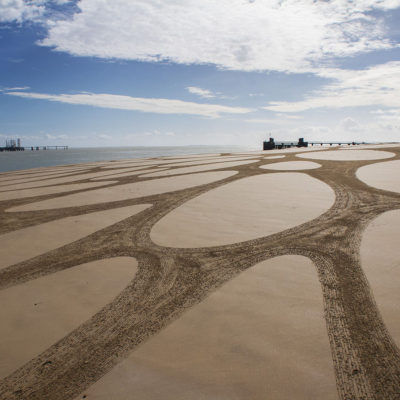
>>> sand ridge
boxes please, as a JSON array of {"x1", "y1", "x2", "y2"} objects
[{"x1": 1, "y1": 145, "x2": 400, "y2": 400}]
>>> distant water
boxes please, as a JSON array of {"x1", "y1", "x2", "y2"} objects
[{"x1": 0, "y1": 145, "x2": 257, "y2": 173}]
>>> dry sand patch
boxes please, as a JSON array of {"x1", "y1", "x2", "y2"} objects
[
  {"x1": 260, "y1": 161, "x2": 321, "y2": 170},
  {"x1": 8, "y1": 171, "x2": 237, "y2": 212},
  {"x1": 75, "y1": 255, "x2": 337, "y2": 400},
  {"x1": 0, "y1": 180, "x2": 117, "y2": 202},
  {"x1": 0, "y1": 204, "x2": 150, "y2": 269},
  {"x1": 0, "y1": 257, "x2": 138, "y2": 379},
  {"x1": 264, "y1": 155, "x2": 285, "y2": 159},
  {"x1": 356, "y1": 160, "x2": 400, "y2": 193},
  {"x1": 361, "y1": 210, "x2": 400, "y2": 346},
  {"x1": 151, "y1": 173, "x2": 334, "y2": 248},
  {"x1": 140, "y1": 160, "x2": 258, "y2": 178},
  {"x1": 296, "y1": 149, "x2": 395, "y2": 161}
]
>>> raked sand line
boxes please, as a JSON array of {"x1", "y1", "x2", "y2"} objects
[
  {"x1": 160, "y1": 153, "x2": 221, "y2": 159},
  {"x1": 260, "y1": 161, "x2": 321, "y2": 170},
  {"x1": 0, "y1": 169, "x2": 94, "y2": 186},
  {"x1": 156, "y1": 156, "x2": 259, "y2": 168},
  {"x1": 296, "y1": 149, "x2": 395, "y2": 161},
  {"x1": 361, "y1": 210, "x2": 400, "y2": 347},
  {"x1": 0, "y1": 180, "x2": 117, "y2": 202},
  {"x1": 0, "y1": 257, "x2": 138, "y2": 379},
  {"x1": 139, "y1": 159, "x2": 259, "y2": 178},
  {"x1": 8, "y1": 171, "x2": 237, "y2": 212},
  {"x1": 99, "y1": 155, "x2": 256, "y2": 169},
  {"x1": 0, "y1": 204, "x2": 150, "y2": 270},
  {"x1": 0, "y1": 166, "x2": 91, "y2": 182},
  {"x1": 356, "y1": 160, "x2": 400, "y2": 193},
  {"x1": 151, "y1": 173, "x2": 334, "y2": 248},
  {"x1": 91, "y1": 167, "x2": 169, "y2": 181},
  {"x1": 0, "y1": 167, "x2": 153, "y2": 191},
  {"x1": 75, "y1": 255, "x2": 337, "y2": 400}
]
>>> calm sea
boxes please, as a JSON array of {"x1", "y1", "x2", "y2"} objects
[{"x1": 0, "y1": 145, "x2": 258, "y2": 173}]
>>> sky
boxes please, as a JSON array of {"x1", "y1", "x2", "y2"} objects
[{"x1": 0, "y1": 0, "x2": 400, "y2": 148}]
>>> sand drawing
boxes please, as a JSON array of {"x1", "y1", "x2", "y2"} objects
[{"x1": 0, "y1": 146, "x2": 399, "y2": 400}]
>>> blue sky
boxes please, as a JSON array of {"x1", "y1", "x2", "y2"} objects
[{"x1": 0, "y1": 0, "x2": 399, "y2": 147}]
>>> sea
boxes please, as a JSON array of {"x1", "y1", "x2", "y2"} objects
[{"x1": 0, "y1": 145, "x2": 258, "y2": 173}]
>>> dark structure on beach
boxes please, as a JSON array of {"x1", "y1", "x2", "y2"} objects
[
  {"x1": 263, "y1": 137, "x2": 365, "y2": 150},
  {"x1": 0, "y1": 138, "x2": 24, "y2": 152},
  {"x1": 0, "y1": 138, "x2": 68, "y2": 152},
  {"x1": 263, "y1": 137, "x2": 308, "y2": 150}
]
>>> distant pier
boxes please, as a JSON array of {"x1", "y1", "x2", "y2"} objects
[
  {"x1": 0, "y1": 145, "x2": 68, "y2": 152},
  {"x1": 263, "y1": 137, "x2": 365, "y2": 150}
]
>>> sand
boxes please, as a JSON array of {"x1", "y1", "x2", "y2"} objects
[
  {"x1": 0, "y1": 167, "x2": 155, "y2": 191},
  {"x1": 356, "y1": 160, "x2": 400, "y2": 193},
  {"x1": 75, "y1": 255, "x2": 337, "y2": 400},
  {"x1": 0, "y1": 180, "x2": 117, "y2": 202},
  {"x1": 0, "y1": 169, "x2": 93, "y2": 186},
  {"x1": 264, "y1": 155, "x2": 285, "y2": 159},
  {"x1": 151, "y1": 173, "x2": 334, "y2": 247},
  {"x1": 7, "y1": 171, "x2": 237, "y2": 212},
  {"x1": 0, "y1": 257, "x2": 138, "y2": 379},
  {"x1": 0, "y1": 204, "x2": 150, "y2": 269},
  {"x1": 91, "y1": 167, "x2": 169, "y2": 180},
  {"x1": 260, "y1": 161, "x2": 321, "y2": 170},
  {"x1": 339, "y1": 144, "x2": 400, "y2": 150},
  {"x1": 296, "y1": 149, "x2": 395, "y2": 161},
  {"x1": 361, "y1": 210, "x2": 400, "y2": 346},
  {"x1": 139, "y1": 159, "x2": 259, "y2": 178},
  {"x1": 2, "y1": 145, "x2": 400, "y2": 400},
  {"x1": 0, "y1": 166, "x2": 91, "y2": 182},
  {"x1": 155, "y1": 156, "x2": 258, "y2": 168}
]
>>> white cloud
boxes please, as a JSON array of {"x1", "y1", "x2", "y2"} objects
[
  {"x1": 5, "y1": 90, "x2": 253, "y2": 118},
  {"x1": 339, "y1": 117, "x2": 361, "y2": 131},
  {"x1": 0, "y1": 0, "x2": 46, "y2": 23},
  {"x1": 186, "y1": 86, "x2": 216, "y2": 99},
  {"x1": 264, "y1": 62, "x2": 400, "y2": 112},
  {"x1": 38, "y1": 0, "x2": 400, "y2": 73}
]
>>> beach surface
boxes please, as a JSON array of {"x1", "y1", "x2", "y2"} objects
[{"x1": 0, "y1": 143, "x2": 399, "y2": 400}]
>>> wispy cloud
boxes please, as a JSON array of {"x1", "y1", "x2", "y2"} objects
[
  {"x1": 35, "y1": 0, "x2": 400, "y2": 73},
  {"x1": 0, "y1": 86, "x2": 29, "y2": 92},
  {"x1": 186, "y1": 86, "x2": 216, "y2": 99},
  {"x1": 5, "y1": 90, "x2": 253, "y2": 118},
  {"x1": 263, "y1": 62, "x2": 400, "y2": 112}
]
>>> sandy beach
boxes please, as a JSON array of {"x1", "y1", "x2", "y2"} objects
[{"x1": 0, "y1": 144, "x2": 400, "y2": 400}]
